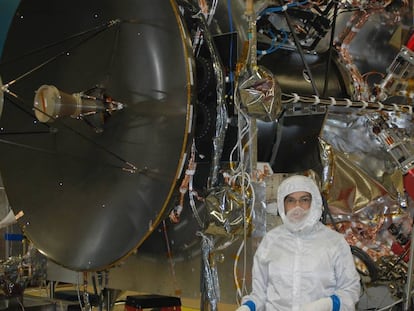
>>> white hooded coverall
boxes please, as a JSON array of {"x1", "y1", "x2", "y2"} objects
[{"x1": 240, "y1": 175, "x2": 361, "y2": 311}]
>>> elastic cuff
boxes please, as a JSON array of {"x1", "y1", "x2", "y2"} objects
[
  {"x1": 330, "y1": 295, "x2": 340, "y2": 311},
  {"x1": 243, "y1": 300, "x2": 256, "y2": 311}
]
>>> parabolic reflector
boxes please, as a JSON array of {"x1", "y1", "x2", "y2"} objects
[{"x1": 0, "y1": 0, "x2": 194, "y2": 271}]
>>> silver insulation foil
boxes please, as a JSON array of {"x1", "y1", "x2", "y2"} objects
[
  {"x1": 238, "y1": 66, "x2": 282, "y2": 122},
  {"x1": 320, "y1": 108, "x2": 414, "y2": 265},
  {"x1": 199, "y1": 232, "x2": 220, "y2": 311}
]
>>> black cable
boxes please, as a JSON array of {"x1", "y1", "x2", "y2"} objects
[
  {"x1": 321, "y1": 194, "x2": 339, "y2": 232},
  {"x1": 282, "y1": 9, "x2": 320, "y2": 97},
  {"x1": 351, "y1": 245, "x2": 379, "y2": 282},
  {"x1": 3, "y1": 92, "x2": 52, "y2": 129},
  {"x1": 322, "y1": 0, "x2": 339, "y2": 97}
]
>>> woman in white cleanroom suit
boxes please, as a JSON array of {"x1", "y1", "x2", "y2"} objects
[{"x1": 238, "y1": 175, "x2": 361, "y2": 311}]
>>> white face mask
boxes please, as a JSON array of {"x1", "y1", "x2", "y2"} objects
[{"x1": 286, "y1": 206, "x2": 310, "y2": 223}]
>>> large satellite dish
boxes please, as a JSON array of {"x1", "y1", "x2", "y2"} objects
[{"x1": 0, "y1": 0, "x2": 194, "y2": 271}]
